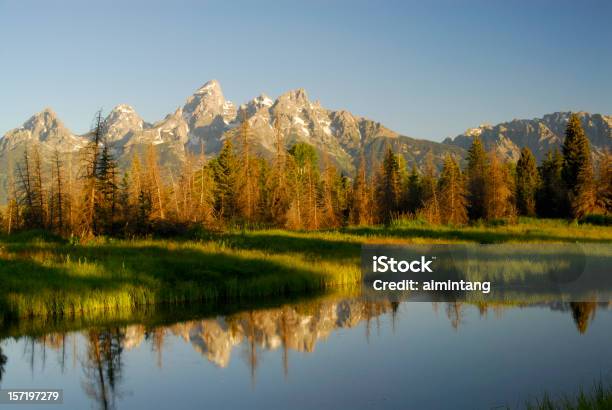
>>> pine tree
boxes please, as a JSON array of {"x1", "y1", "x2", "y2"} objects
[
  {"x1": 66, "y1": 155, "x2": 76, "y2": 232},
  {"x1": 145, "y1": 144, "x2": 165, "y2": 220},
  {"x1": 194, "y1": 147, "x2": 216, "y2": 224},
  {"x1": 80, "y1": 111, "x2": 106, "y2": 236},
  {"x1": 305, "y1": 155, "x2": 320, "y2": 230},
  {"x1": 211, "y1": 140, "x2": 239, "y2": 222},
  {"x1": 51, "y1": 149, "x2": 67, "y2": 233},
  {"x1": 236, "y1": 114, "x2": 260, "y2": 222},
  {"x1": 268, "y1": 119, "x2": 291, "y2": 225},
  {"x1": 285, "y1": 154, "x2": 303, "y2": 229},
  {"x1": 419, "y1": 152, "x2": 440, "y2": 224},
  {"x1": 16, "y1": 145, "x2": 45, "y2": 229},
  {"x1": 536, "y1": 149, "x2": 566, "y2": 218},
  {"x1": 466, "y1": 136, "x2": 488, "y2": 221},
  {"x1": 320, "y1": 154, "x2": 341, "y2": 228},
  {"x1": 136, "y1": 188, "x2": 152, "y2": 235},
  {"x1": 438, "y1": 154, "x2": 467, "y2": 225},
  {"x1": 287, "y1": 142, "x2": 319, "y2": 229},
  {"x1": 562, "y1": 113, "x2": 595, "y2": 218},
  {"x1": 515, "y1": 147, "x2": 540, "y2": 217},
  {"x1": 96, "y1": 144, "x2": 119, "y2": 234},
  {"x1": 5, "y1": 154, "x2": 19, "y2": 233},
  {"x1": 595, "y1": 150, "x2": 612, "y2": 214},
  {"x1": 31, "y1": 146, "x2": 46, "y2": 228},
  {"x1": 404, "y1": 164, "x2": 422, "y2": 215},
  {"x1": 349, "y1": 151, "x2": 372, "y2": 225},
  {"x1": 484, "y1": 151, "x2": 514, "y2": 220},
  {"x1": 117, "y1": 171, "x2": 131, "y2": 233},
  {"x1": 377, "y1": 146, "x2": 403, "y2": 224},
  {"x1": 128, "y1": 153, "x2": 142, "y2": 206},
  {"x1": 256, "y1": 157, "x2": 272, "y2": 222}
]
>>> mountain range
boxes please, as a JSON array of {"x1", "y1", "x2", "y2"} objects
[
  {"x1": 0, "y1": 79, "x2": 610, "y2": 202},
  {"x1": 444, "y1": 111, "x2": 612, "y2": 162}
]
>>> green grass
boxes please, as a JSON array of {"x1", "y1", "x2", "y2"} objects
[
  {"x1": 526, "y1": 381, "x2": 612, "y2": 410},
  {"x1": 0, "y1": 218, "x2": 610, "y2": 320}
]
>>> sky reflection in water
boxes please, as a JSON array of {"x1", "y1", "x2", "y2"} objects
[{"x1": 1, "y1": 298, "x2": 611, "y2": 410}]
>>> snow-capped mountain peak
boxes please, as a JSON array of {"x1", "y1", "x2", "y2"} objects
[
  {"x1": 183, "y1": 80, "x2": 236, "y2": 129},
  {"x1": 195, "y1": 79, "x2": 222, "y2": 95},
  {"x1": 106, "y1": 104, "x2": 146, "y2": 142}
]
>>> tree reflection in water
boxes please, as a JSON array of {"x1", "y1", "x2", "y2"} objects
[
  {"x1": 0, "y1": 345, "x2": 7, "y2": 385},
  {"x1": 570, "y1": 302, "x2": 597, "y2": 334},
  {"x1": 82, "y1": 328, "x2": 125, "y2": 410},
  {"x1": 0, "y1": 299, "x2": 605, "y2": 409}
]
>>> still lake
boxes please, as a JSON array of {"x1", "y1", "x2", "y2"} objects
[{"x1": 1, "y1": 296, "x2": 611, "y2": 410}]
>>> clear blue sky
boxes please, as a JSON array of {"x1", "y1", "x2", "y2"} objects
[{"x1": 1, "y1": 0, "x2": 611, "y2": 141}]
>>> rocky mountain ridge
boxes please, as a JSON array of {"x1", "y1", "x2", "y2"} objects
[
  {"x1": 444, "y1": 111, "x2": 611, "y2": 162},
  {"x1": 0, "y1": 80, "x2": 463, "y2": 178},
  {"x1": 1, "y1": 80, "x2": 610, "y2": 202}
]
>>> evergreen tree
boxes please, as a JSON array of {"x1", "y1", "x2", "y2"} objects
[
  {"x1": 145, "y1": 144, "x2": 165, "y2": 220},
  {"x1": 466, "y1": 136, "x2": 488, "y2": 220},
  {"x1": 135, "y1": 188, "x2": 152, "y2": 234},
  {"x1": 32, "y1": 146, "x2": 46, "y2": 228},
  {"x1": 419, "y1": 152, "x2": 440, "y2": 224},
  {"x1": 321, "y1": 154, "x2": 340, "y2": 228},
  {"x1": 438, "y1": 154, "x2": 468, "y2": 225},
  {"x1": 236, "y1": 114, "x2": 260, "y2": 223},
  {"x1": 349, "y1": 151, "x2": 372, "y2": 225},
  {"x1": 377, "y1": 146, "x2": 403, "y2": 224},
  {"x1": 562, "y1": 113, "x2": 595, "y2": 218},
  {"x1": 595, "y1": 150, "x2": 612, "y2": 214},
  {"x1": 337, "y1": 172, "x2": 352, "y2": 226},
  {"x1": 81, "y1": 110, "x2": 106, "y2": 236},
  {"x1": 211, "y1": 140, "x2": 239, "y2": 222},
  {"x1": 484, "y1": 151, "x2": 514, "y2": 220},
  {"x1": 404, "y1": 164, "x2": 422, "y2": 215},
  {"x1": 117, "y1": 171, "x2": 131, "y2": 233},
  {"x1": 515, "y1": 147, "x2": 540, "y2": 217},
  {"x1": 5, "y1": 155, "x2": 19, "y2": 234},
  {"x1": 287, "y1": 142, "x2": 320, "y2": 229},
  {"x1": 51, "y1": 149, "x2": 67, "y2": 233},
  {"x1": 267, "y1": 119, "x2": 291, "y2": 225},
  {"x1": 16, "y1": 145, "x2": 45, "y2": 229},
  {"x1": 537, "y1": 149, "x2": 566, "y2": 217},
  {"x1": 194, "y1": 150, "x2": 216, "y2": 225},
  {"x1": 257, "y1": 157, "x2": 272, "y2": 223},
  {"x1": 95, "y1": 144, "x2": 119, "y2": 234}
]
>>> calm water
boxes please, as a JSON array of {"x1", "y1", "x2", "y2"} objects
[{"x1": 1, "y1": 297, "x2": 611, "y2": 410}]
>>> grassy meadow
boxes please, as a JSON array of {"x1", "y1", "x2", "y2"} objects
[{"x1": 1, "y1": 218, "x2": 611, "y2": 320}]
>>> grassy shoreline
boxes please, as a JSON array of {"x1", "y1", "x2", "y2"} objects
[
  {"x1": 525, "y1": 381, "x2": 612, "y2": 410},
  {"x1": 1, "y1": 219, "x2": 611, "y2": 320}
]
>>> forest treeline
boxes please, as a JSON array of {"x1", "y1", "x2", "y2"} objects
[{"x1": 0, "y1": 112, "x2": 610, "y2": 238}]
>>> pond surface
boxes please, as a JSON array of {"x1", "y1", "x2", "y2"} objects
[{"x1": 1, "y1": 297, "x2": 611, "y2": 409}]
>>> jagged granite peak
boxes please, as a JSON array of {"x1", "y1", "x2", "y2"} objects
[
  {"x1": 241, "y1": 93, "x2": 274, "y2": 117},
  {"x1": 105, "y1": 104, "x2": 147, "y2": 143},
  {"x1": 182, "y1": 80, "x2": 236, "y2": 128},
  {"x1": 278, "y1": 88, "x2": 309, "y2": 103},
  {"x1": 444, "y1": 111, "x2": 612, "y2": 162},
  {"x1": 274, "y1": 88, "x2": 312, "y2": 115},
  {"x1": 0, "y1": 108, "x2": 84, "y2": 153},
  {"x1": 194, "y1": 79, "x2": 222, "y2": 95},
  {"x1": 23, "y1": 107, "x2": 60, "y2": 130}
]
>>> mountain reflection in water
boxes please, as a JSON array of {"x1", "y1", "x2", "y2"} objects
[{"x1": 0, "y1": 298, "x2": 608, "y2": 410}]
